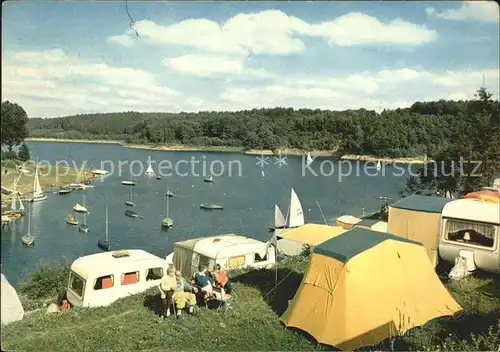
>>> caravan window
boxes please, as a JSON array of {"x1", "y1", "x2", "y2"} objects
[
  {"x1": 228, "y1": 255, "x2": 245, "y2": 268},
  {"x1": 254, "y1": 253, "x2": 268, "y2": 263},
  {"x1": 69, "y1": 272, "x2": 85, "y2": 297},
  {"x1": 192, "y1": 253, "x2": 212, "y2": 269},
  {"x1": 94, "y1": 275, "x2": 114, "y2": 290},
  {"x1": 444, "y1": 219, "x2": 495, "y2": 248},
  {"x1": 121, "y1": 271, "x2": 139, "y2": 285},
  {"x1": 146, "y1": 267, "x2": 163, "y2": 281}
]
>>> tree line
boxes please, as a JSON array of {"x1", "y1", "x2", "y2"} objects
[{"x1": 27, "y1": 94, "x2": 499, "y2": 160}]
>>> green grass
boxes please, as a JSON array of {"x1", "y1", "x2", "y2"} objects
[{"x1": 1, "y1": 257, "x2": 499, "y2": 351}]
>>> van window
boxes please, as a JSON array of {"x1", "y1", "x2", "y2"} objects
[
  {"x1": 94, "y1": 275, "x2": 114, "y2": 290},
  {"x1": 146, "y1": 267, "x2": 163, "y2": 281},
  {"x1": 69, "y1": 272, "x2": 85, "y2": 297},
  {"x1": 254, "y1": 252, "x2": 268, "y2": 263},
  {"x1": 445, "y1": 219, "x2": 495, "y2": 248},
  {"x1": 227, "y1": 255, "x2": 245, "y2": 268},
  {"x1": 121, "y1": 271, "x2": 139, "y2": 285}
]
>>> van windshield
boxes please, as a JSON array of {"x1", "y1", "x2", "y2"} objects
[{"x1": 69, "y1": 271, "x2": 85, "y2": 298}]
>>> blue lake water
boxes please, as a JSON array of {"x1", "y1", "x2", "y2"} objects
[{"x1": 1, "y1": 141, "x2": 414, "y2": 284}]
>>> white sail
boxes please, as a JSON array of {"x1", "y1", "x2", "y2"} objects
[
  {"x1": 306, "y1": 153, "x2": 313, "y2": 166},
  {"x1": 18, "y1": 196, "x2": 25, "y2": 211},
  {"x1": 376, "y1": 160, "x2": 381, "y2": 171},
  {"x1": 145, "y1": 162, "x2": 155, "y2": 176},
  {"x1": 33, "y1": 162, "x2": 43, "y2": 196},
  {"x1": 274, "y1": 205, "x2": 286, "y2": 228},
  {"x1": 287, "y1": 188, "x2": 304, "y2": 228}
]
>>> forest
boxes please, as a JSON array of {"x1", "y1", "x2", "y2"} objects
[{"x1": 27, "y1": 93, "x2": 499, "y2": 159}]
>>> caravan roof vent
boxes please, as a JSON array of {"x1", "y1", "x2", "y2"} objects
[{"x1": 112, "y1": 250, "x2": 130, "y2": 258}]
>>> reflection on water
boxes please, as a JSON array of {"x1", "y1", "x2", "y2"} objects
[{"x1": 1, "y1": 141, "x2": 409, "y2": 284}]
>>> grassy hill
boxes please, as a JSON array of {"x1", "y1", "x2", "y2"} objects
[{"x1": 1, "y1": 256, "x2": 499, "y2": 351}]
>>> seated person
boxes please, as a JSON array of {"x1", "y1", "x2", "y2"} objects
[
  {"x1": 213, "y1": 264, "x2": 233, "y2": 294},
  {"x1": 163, "y1": 269, "x2": 198, "y2": 317},
  {"x1": 194, "y1": 264, "x2": 214, "y2": 299},
  {"x1": 159, "y1": 265, "x2": 176, "y2": 317}
]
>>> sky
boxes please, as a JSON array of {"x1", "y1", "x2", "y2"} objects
[{"x1": 2, "y1": 1, "x2": 499, "y2": 118}]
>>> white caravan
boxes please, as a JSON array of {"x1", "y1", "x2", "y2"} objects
[
  {"x1": 66, "y1": 249, "x2": 168, "y2": 308},
  {"x1": 166, "y1": 234, "x2": 276, "y2": 278},
  {"x1": 438, "y1": 198, "x2": 500, "y2": 274}
]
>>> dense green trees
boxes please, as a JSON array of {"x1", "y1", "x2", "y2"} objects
[
  {"x1": 406, "y1": 87, "x2": 499, "y2": 195},
  {"x1": 1, "y1": 101, "x2": 29, "y2": 150},
  {"x1": 18, "y1": 142, "x2": 31, "y2": 161},
  {"x1": 30, "y1": 97, "x2": 500, "y2": 160}
]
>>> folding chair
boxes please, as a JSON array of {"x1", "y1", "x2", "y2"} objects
[{"x1": 214, "y1": 286, "x2": 238, "y2": 315}]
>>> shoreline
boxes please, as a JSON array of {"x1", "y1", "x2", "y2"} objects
[{"x1": 26, "y1": 138, "x2": 429, "y2": 164}]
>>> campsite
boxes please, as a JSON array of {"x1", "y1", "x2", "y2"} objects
[{"x1": 1, "y1": 247, "x2": 499, "y2": 351}]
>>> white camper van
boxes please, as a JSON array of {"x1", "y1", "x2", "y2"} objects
[
  {"x1": 438, "y1": 199, "x2": 500, "y2": 274},
  {"x1": 67, "y1": 250, "x2": 168, "y2": 308},
  {"x1": 166, "y1": 234, "x2": 276, "y2": 279}
]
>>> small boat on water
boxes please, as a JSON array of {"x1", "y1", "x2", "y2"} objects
[
  {"x1": 10, "y1": 178, "x2": 25, "y2": 215},
  {"x1": 376, "y1": 160, "x2": 381, "y2": 171},
  {"x1": 121, "y1": 180, "x2": 136, "y2": 186},
  {"x1": 161, "y1": 185, "x2": 174, "y2": 228},
  {"x1": 66, "y1": 213, "x2": 79, "y2": 226},
  {"x1": 79, "y1": 210, "x2": 89, "y2": 233},
  {"x1": 306, "y1": 152, "x2": 313, "y2": 166},
  {"x1": 156, "y1": 176, "x2": 162, "y2": 180},
  {"x1": 73, "y1": 191, "x2": 88, "y2": 213},
  {"x1": 200, "y1": 204, "x2": 223, "y2": 210},
  {"x1": 166, "y1": 191, "x2": 174, "y2": 198},
  {"x1": 22, "y1": 203, "x2": 35, "y2": 246},
  {"x1": 92, "y1": 169, "x2": 108, "y2": 176},
  {"x1": 69, "y1": 183, "x2": 85, "y2": 190},
  {"x1": 30, "y1": 159, "x2": 47, "y2": 203},
  {"x1": 125, "y1": 186, "x2": 135, "y2": 207},
  {"x1": 59, "y1": 188, "x2": 72, "y2": 195},
  {"x1": 97, "y1": 207, "x2": 110, "y2": 251},
  {"x1": 203, "y1": 175, "x2": 215, "y2": 183},
  {"x1": 125, "y1": 209, "x2": 142, "y2": 218}
]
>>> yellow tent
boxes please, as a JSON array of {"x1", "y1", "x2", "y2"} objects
[
  {"x1": 387, "y1": 195, "x2": 451, "y2": 267},
  {"x1": 355, "y1": 219, "x2": 388, "y2": 232},
  {"x1": 280, "y1": 228, "x2": 462, "y2": 351},
  {"x1": 279, "y1": 223, "x2": 347, "y2": 246},
  {"x1": 335, "y1": 215, "x2": 361, "y2": 229}
]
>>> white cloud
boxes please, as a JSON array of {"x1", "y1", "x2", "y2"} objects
[
  {"x1": 162, "y1": 54, "x2": 275, "y2": 79},
  {"x1": 0, "y1": 49, "x2": 207, "y2": 117},
  {"x1": 425, "y1": 7, "x2": 436, "y2": 16},
  {"x1": 430, "y1": 1, "x2": 499, "y2": 22},
  {"x1": 220, "y1": 68, "x2": 500, "y2": 111},
  {"x1": 108, "y1": 10, "x2": 437, "y2": 55}
]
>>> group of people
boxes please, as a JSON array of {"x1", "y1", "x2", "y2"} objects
[{"x1": 159, "y1": 263, "x2": 233, "y2": 318}]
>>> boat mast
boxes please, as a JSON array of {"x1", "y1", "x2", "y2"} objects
[
  {"x1": 105, "y1": 207, "x2": 109, "y2": 242},
  {"x1": 28, "y1": 203, "x2": 32, "y2": 236},
  {"x1": 166, "y1": 185, "x2": 170, "y2": 217}
]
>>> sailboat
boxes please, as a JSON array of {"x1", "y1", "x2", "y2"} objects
[
  {"x1": 269, "y1": 204, "x2": 286, "y2": 232},
  {"x1": 21, "y1": 203, "x2": 35, "y2": 246},
  {"x1": 125, "y1": 186, "x2": 135, "y2": 207},
  {"x1": 200, "y1": 181, "x2": 223, "y2": 210},
  {"x1": 166, "y1": 190, "x2": 174, "y2": 198},
  {"x1": 73, "y1": 191, "x2": 88, "y2": 213},
  {"x1": 30, "y1": 158, "x2": 47, "y2": 202},
  {"x1": 274, "y1": 188, "x2": 305, "y2": 238},
  {"x1": 287, "y1": 188, "x2": 304, "y2": 228},
  {"x1": 376, "y1": 160, "x2": 381, "y2": 171},
  {"x1": 97, "y1": 207, "x2": 110, "y2": 251},
  {"x1": 121, "y1": 172, "x2": 136, "y2": 186},
  {"x1": 125, "y1": 208, "x2": 142, "y2": 218},
  {"x1": 11, "y1": 177, "x2": 25, "y2": 215},
  {"x1": 306, "y1": 152, "x2": 313, "y2": 166},
  {"x1": 203, "y1": 174, "x2": 215, "y2": 183},
  {"x1": 145, "y1": 161, "x2": 156, "y2": 176},
  {"x1": 161, "y1": 185, "x2": 174, "y2": 228},
  {"x1": 65, "y1": 212, "x2": 79, "y2": 226},
  {"x1": 79, "y1": 210, "x2": 89, "y2": 233}
]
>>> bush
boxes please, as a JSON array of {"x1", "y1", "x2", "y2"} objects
[
  {"x1": 17, "y1": 142, "x2": 30, "y2": 161},
  {"x1": 17, "y1": 261, "x2": 71, "y2": 303}
]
